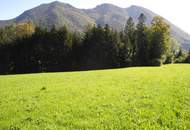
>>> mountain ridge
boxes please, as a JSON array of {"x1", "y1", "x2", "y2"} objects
[{"x1": 0, "y1": 1, "x2": 190, "y2": 50}]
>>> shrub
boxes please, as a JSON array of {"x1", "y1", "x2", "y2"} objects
[
  {"x1": 150, "y1": 58, "x2": 162, "y2": 66},
  {"x1": 185, "y1": 55, "x2": 190, "y2": 63},
  {"x1": 175, "y1": 55, "x2": 187, "y2": 63},
  {"x1": 164, "y1": 54, "x2": 174, "y2": 64}
]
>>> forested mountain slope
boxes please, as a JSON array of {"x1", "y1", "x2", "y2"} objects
[{"x1": 0, "y1": 1, "x2": 190, "y2": 49}]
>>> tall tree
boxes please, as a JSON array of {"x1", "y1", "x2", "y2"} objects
[
  {"x1": 122, "y1": 17, "x2": 136, "y2": 66},
  {"x1": 82, "y1": 24, "x2": 120, "y2": 69},
  {"x1": 150, "y1": 16, "x2": 170, "y2": 65},
  {"x1": 135, "y1": 13, "x2": 149, "y2": 66},
  {"x1": 104, "y1": 24, "x2": 120, "y2": 68}
]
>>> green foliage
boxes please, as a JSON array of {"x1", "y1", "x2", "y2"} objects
[
  {"x1": 0, "y1": 25, "x2": 16, "y2": 45},
  {"x1": 185, "y1": 53, "x2": 190, "y2": 63},
  {"x1": 164, "y1": 38, "x2": 180, "y2": 64},
  {"x1": 150, "y1": 58, "x2": 162, "y2": 66},
  {"x1": 82, "y1": 24, "x2": 120, "y2": 69},
  {"x1": 0, "y1": 13, "x2": 186, "y2": 74},
  {"x1": 119, "y1": 17, "x2": 136, "y2": 67},
  {"x1": 165, "y1": 53, "x2": 174, "y2": 64},
  {"x1": 0, "y1": 64, "x2": 190, "y2": 129},
  {"x1": 175, "y1": 48, "x2": 187, "y2": 63},
  {"x1": 135, "y1": 14, "x2": 150, "y2": 66},
  {"x1": 150, "y1": 16, "x2": 170, "y2": 65}
]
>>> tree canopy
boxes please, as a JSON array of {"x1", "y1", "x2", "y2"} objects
[{"x1": 0, "y1": 14, "x2": 187, "y2": 74}]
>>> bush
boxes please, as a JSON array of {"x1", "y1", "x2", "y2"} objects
[
  {"x1": 185, "y1": 55, "x2": 190, "y2": 63},
  {"x1": 150, "y1": 58, "x2": 162, "y2": 66},
  {"x1": 165, "y1": 54, "x2": 174, "y2": 64},
  {"x1": 175, "y1": 56, "x2": 187, "y2": 63}
]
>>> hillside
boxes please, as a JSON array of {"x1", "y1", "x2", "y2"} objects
[
  {"x1": 0, "y1": 64, "x2": 190, "y2": 129},
  {"x1": 127, "y1": 5, "x2": 190, "y2": 51},
  {"x1": 0, "y1": 1, "x2": 95, "y2": 31},
  {"x1": 85, "y1": 4, "x2": 190, "y2": 50},
  {"x1": 0, "y1": 1, "x2": 190, "y2": 49}
]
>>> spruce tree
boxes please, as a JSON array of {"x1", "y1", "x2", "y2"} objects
[
  {"x1": 135, "y1": 13, "x2": 149, "y2": 66},
  {"x1": 122, "y1": 17, "x2": 136, "y2": 66}
]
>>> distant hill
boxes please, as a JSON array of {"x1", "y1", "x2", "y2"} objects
[
  {"x1": 85, "y1": 4, "x2": 190, "y2": 50},
  {"x1": 0, "y1": 1, "x2": 190, "y2": 50},
  {"x1": 0, "y1": 1, "x2": 95, "y2": 31}
]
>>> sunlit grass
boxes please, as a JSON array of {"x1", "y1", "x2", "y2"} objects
[{"x1": 0, "y1": 64, "x2": 190, "y2": 129}]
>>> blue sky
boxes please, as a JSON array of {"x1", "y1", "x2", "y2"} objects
[{"x1": 0, "y1": 0, "x2": 190, "y2": 34}]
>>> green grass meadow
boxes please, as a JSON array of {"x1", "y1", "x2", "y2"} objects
[{"x1": 0, "y1": 64, "x2": 190, "y2": 129}]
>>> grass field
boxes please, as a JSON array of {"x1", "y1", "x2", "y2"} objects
[{"x1": 0, "y1": 64, "x2": 190, "y2": 129}]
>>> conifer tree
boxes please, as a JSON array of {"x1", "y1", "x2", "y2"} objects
[
  {"x1": 124, "y1": 17, "x2": 136, "y2": 65},
  {"x1": 135, "y1": 13, "x2": 149, "y2": 66}
]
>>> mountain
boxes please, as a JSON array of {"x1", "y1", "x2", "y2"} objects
[
  {"x1": 84, "y1": 4, "x2": 128, "y2": 30},
  {"x1": 85, "y1": 4, "x2": 190, "y2": 50},
  {"x1": 0, "y1": 1, "x2": 95, "y2": 30},
  {"x1": 0, "y1": 1, "x2": 190, "y2": 50}
]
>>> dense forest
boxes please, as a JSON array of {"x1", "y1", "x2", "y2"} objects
[{"x1": 0, "y1": 13, "x2": 189, "y2": 74}]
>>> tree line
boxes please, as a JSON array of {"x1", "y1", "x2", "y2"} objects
[{"x1": 0, "y1": 14, "x2": 189, "y2": 74}]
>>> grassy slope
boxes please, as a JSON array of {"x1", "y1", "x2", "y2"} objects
[{"x1": 0, "y1": 64, "x2": 190, "y2": 129}]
